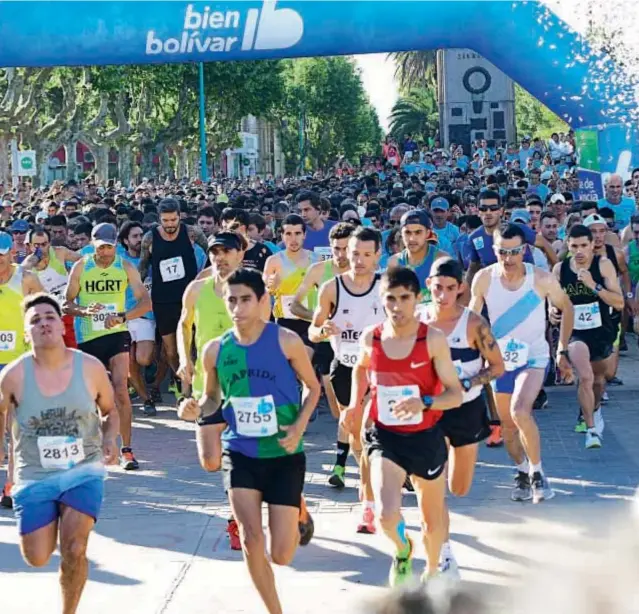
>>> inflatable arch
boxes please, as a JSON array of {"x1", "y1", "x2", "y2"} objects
[{"x1": 1, "y1": 0, "x2": 637, "y2": 188}]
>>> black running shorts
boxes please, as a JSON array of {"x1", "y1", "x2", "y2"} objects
[
  {"x1": 312, "y1": 342, "x2": 334, "y2": 376},
  {"x1": 153, "y1": 301, "x2": 182, "y2": 337},
  {"x1": 276, "y1": 318, "x2": 314, "y2": 349},
  {"x1": 78, "y1": 331, "x2": 131, "y2": 369},
  {"x1": 438, "y1": 395, "x2": 491, "y2": 448},
  {"x1": 329, "y1": 361, "x2": 353, "y2": 407}
]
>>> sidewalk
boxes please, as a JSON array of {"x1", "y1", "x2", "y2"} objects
[{"x1": 1, "y1": 347, "x2": 639, "y2": 613}]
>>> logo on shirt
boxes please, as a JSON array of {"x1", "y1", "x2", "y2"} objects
[{"x1": 473, "y1": 237, "x2": 484, "y2": 249}]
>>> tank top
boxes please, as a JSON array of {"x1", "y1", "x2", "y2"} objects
[
  {"x1": 150, "y1": 224, "x2": 197, "y2": 304},
  {"x1": 628, "y1": 241, "x2": 639, "y2": 285},
  {"x1": 0, "y1": 265, "x2": 28, "y2": 365},
  {"x1": 273, "y1": 250, "x2": 317, "y2": 320},
  {"x1": 329, "y1": 274, "x2": 384, "y2": 367},
  {"x1": 485, "y1": 263, "x2": 549, "y2": 371},
  {"x1": 192, "y1": 278, "x2": 233, "y2": 399},
  {"x1": 36, "y1": 248, "x2": 68, "y2": 299},
  {"x1": 560, "y1": 256, "x2": 616, "y2": 344},
  {"x1": 369, "y1": 322, "x2": 443, "y2": 433},
  {"x1": 216, "y1": 323, "x2": 301, "y2": 459},
  {"x1": 444, "y1": 308, "x2": 482, "y2": 403},
  {"x1": 120, "y1": 252, "x2": 154, "y2": 320},
  {"x1": 306, "y1": 259, "x2": 333, "y2": 314},
  {"x1": 398, "y1": 246, "x2": 436, "y2": 304},
  {"x1": 12, "y1": 351, "x2": 103, "y2": 483},
  {"x1": 74, "y1": 254, "x2": 128, "y2": 344}
]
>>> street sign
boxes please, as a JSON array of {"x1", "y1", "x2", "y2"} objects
[{"x1": 17, "y1": 151, "x2": 37, "y2": 176}]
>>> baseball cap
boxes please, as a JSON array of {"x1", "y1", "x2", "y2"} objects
[
  {"x1": 550, "y1": 193, "x2": 566, "y2": 204},
  {"x1": 0, "y1": 231, "x2": 13, "y2": 255},
  {"x1": 217, "y1": 194, "x2": 229, "y2": 204},
  {"x1": 35, "y1": 211, "x2": 48, "y2": 223},
  {"x1": 10, "y1": 219, "x2": 30, "y2": 233},
  {"x1": 393, "y1": 182, "x2": 404, "y2": 189},
  {"x1": 424, "y1": 182, "x2": 437, "y2": 193},
  {"x1": 430, "y1": 197, "x2": 450, "y2": 211},
  {"x1": 510, "y1": 209, "x2": 532, "y2": 224},
  {"x1": 540, "y1": 170, "x2": 553, "y2": 181},
  {"x1": 583, "y1": 213, "x2": 607, "y2": 228},
  {"x1": 400, "y1": 209, "x2": 431, "y2": 229},
  {"x1": 91, "y1": 223, "x2": 117, "y2": 246},
  {"x1": 207, "y1": 232, "x2": 243, "y2": 251}
]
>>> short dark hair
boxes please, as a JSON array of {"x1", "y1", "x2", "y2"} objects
[
  {"x1": 118, "y1": 221, "x2": 144, "y2": 248},
  {"x1": 598, "y1": 206, "x2": 615, "y2": 220},
  {"x1": 351, "y1": 226, "x2": 381, "y2": 252},
  {"x1": 72, "y1": 222, "x2": 93, "y2": 238},
  {"x1": 296, "y1": 190, "x2": 321, "y2": 210},
  {"x1": 248, "y1": 213, "x2": 266, "y2": 232},
  {"x1": 329, "y1": 222, "x2": 356, "y2": 241},
  {"x1": 381, "y1": 266, "x2": 420, "y2": 296},
  {"x1": 282, "y1": 214, "x2": 306, "y2": 233},
  {"x1": 429, "y1": 256, "x2": 463, "y2": 283},
  {"x1": 540, "y1": 210, "x2": 557, "y2": 223},
  {"x1": 568, "y1": 224, "x2": 593, "y2": 241},
  {"x1": 479, "y1": 190, "x2": 501, "y2": 206},
  {"x1": 158, "y1": 198, "x2": 180, "y2": 215},
  {"x1": 579, "y1": 200, "x2": 598, "y2": 213},
  {"x1": 197, "y1": 206, "x2": 218, "y2": 221},
  {"x1": 49, "y1": 214, "x2": 67, "y2": 228},
  {"x1": 27, "y1": 227, "x2": 50, "y2": 243},
  {"x1": 220, "y1": 207, "x2": 250, "y2": 228},
  {"x1": 630, "y1": 215, "x2": 639, "y2": 226},
  {"x1": 226, "y1": 267, "x2": 266, "y2": 300},
  {"x1": 23, "y1": 292, "x2": 62, "y2": 317},
  {"x1": 495, "y1": 222, "x2": 526, "y2": 243}
]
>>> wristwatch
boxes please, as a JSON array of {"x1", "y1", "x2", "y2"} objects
[
  {"x1": 594, "y1": 283, "x2": 604, "y2": 294},
  {"x1": 461, "y1": 378, "x2": 472, "y2": 392},
  {"x1": 627, "y1": 292, "x2": 634, "y2": 299},
  {"x1": 117, "y1": 311, "x2": 127, "y2": 321},
  {"x1": 558, "y1": 350, "x2": 569, "y2": 358},
  {"x1": 421, "y1": 395, "x2": 434, "y2": 410}
]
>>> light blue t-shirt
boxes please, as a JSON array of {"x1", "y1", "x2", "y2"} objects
[
  {"x1": 597, "y1": 196, "x2": 636, "y2": 228},
  {"x1": 433, "y1": 223, "x2": 460, "y2": 256}
]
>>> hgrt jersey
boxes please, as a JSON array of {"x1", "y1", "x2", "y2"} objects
[
  {"x1": 0, "y1": 265, "x2": 28, "y2": 364},
  {"x1": 329, "y1": 274, "x2": 384, "y2": 367}
]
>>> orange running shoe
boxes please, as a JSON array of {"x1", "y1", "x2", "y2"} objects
[
  {"x1": 357, "y1": 506, "x2": 376, "y2": 534},
  {"x1": 227, "y1": 519, "x2": 241, "y2": 551},
  {"x1": 485, "y1": 425, "x2": 504, "y2": 448},
  {"x1": 298, "y1": 496, "x2": 314, "y2": 546},
  {"x1": 1, "y1": 482, "x2": 13, "y2": 509}
]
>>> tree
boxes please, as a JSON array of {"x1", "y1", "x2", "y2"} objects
[
  {"x1": 389, "y1": 51, "x2": 438, "y2": 93},
  {"x1": 515, "y1": 84, "x2": 569, "y2": 139},
  {"x1": 389, "y1": 87, "x2": 439, "y2": 142}
]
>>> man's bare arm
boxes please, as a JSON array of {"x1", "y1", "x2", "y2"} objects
[
  {"x1": 468, "y1": 314, "x2": 505, "y2": 387},
  {"x1": 187, "y1": 224, "x2": 209, "y2": 253},
  {"x1": 138, "y1": 231, "x2": 153, "y2": 279},
  {"x1": 123, "y1": 260, "x2": 152, "y2": 320},
  {"x1": 291, "y1": 262, "x2": 321, "y2": 321},
  {"x1": 308, "y1": 279, "x2": 337, "y2": 342},
  {"x1": 427, "y1": 328, "x2": 463, "y2": 410}
]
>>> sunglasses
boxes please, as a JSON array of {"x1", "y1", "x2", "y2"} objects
[
  {"x1": 495, "y1": 245, "x2": 525, "y2": 257},
  {"x1": 478, "y1": 205, "x2": 501, "y2": 212}
]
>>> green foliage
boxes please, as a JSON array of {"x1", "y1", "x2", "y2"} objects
[
  {"x1": 389, "y1": 87, "x2": 439, "y2": 142},
  {"x1": 515, "y1": 84, "x2": 569, "y2": 139},
  {"x1": 389, "y1": 51, "x2": 438, "y2": 94}
]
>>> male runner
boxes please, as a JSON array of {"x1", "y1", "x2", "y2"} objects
[
  {"x1": 291, "y1": 222, "x2": 354, "y2": 487},
  {"x1": 341, "y1": 266, "x2": 463, "y2": 585},
  {"x1": 297, "y1": 190, "x2": 336, "y2": 260},
  {"x1": 309, "y1": 226, "x2": 384, "y2": 533},
  {"x1": 119, "y1": 221, "x2": 157, "y2": 416},
  {"x1": 423, "y1": 257, "x2": 504, "y2": 576},
  {"x1": 553, "y1": 224, "x2": 623, "y2": 448},
  {"x1": 66, "y1": 223, "x2": 151, "y2": 470},
  {"x1": 178, "y1": 268, "x2": 320, "y2": 614},
  {"x1": 0, "y1": 231, "x2": 43, "y2": 509},
  {"x1": 0, "y1": 293, "x2": 119, "y2": 614},
  {"x1": 387, "y1": 209, "x2": 447, "y2": 308},
  {"x1": 470, "y1": 223, "x2": 574, "y2": 503}
]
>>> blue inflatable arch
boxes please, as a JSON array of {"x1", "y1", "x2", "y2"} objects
[{"x1": 1, "y1": 0, "x2": 637, "y2": 174}]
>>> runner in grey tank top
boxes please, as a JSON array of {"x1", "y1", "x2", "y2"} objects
[{"x1": 0, "y1": 293, "x2": 118, "y2": 614}]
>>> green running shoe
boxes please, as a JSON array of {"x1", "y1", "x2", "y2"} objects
[
  {"x1": 389, "y1": 539, "x2": 413, "y2": 587},
  {"x1": 328, "y1": 465, "x2": 345, "y2": 488},
  {"x1": 575, "y1": 415, "x2": 587, "y2": 433}
]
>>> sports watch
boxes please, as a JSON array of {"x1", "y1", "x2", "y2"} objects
[
  {"x1": 421, "y1": 395, "x2": 434, "y2": 410},
  {"x1": 461, "y1": 378, "x2": 472, "y2": 392}
]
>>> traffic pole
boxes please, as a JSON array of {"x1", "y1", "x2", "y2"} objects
[{"x1": 198, "y1": 62, "x2": 208, "y2": 181}]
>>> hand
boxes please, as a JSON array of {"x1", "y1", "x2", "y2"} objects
[
  {"x1": 177, "y1": 397, "x2": 200, "y2": 421},
  {"x1": 626, "y1": 298, "x2": 638, "y2": 316},
  {"x1": 84, "y1": 302, "x2": 105, "y2": 317},
  {"x1": 177, "y1": 360, "x2": 194, "y2": 385},
  {"x1": 102, "y1": 437, "x2": 118, "y2": 465},
  {"x1": 556, "y1": 353, "x2": 573, "y2": 382},
  {"x1": 104, "y1": 314, "x2": 125, "y2": 329},
  {"x1": 321, "y1": 320, "x2": 341, "y2": 338},
  {"x1": 265, "y1": 273, "x2": 280, "y2": 294},
  {"x1": 23, "y1": 254, "x2": 39, "y2": 268},
  {"x1": 577, "y1": 268, "x2": 596, "y2": 290},
  {"x1": 279, "y1": 422, "x2": 304, "y2": 453},
  {"x1": 391, "y1": 397, "x2": 426, "y2": 421},
  {"x1": 549, "y1": 306, "x2": 562, "y2": 326}
]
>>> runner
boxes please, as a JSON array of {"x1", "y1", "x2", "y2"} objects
[
  {"x1": 0, "y1": 231, "x2": 43, "y2": 509},
  {"x1": 341, "y1": 266, "x2": 463, "y2": 585},
  {"x1": 553, "y1": 224, "x2": 623, "y2": 448},
  {"x1": 0, "y1": 293, "x2": 118, "y2": 614},
  {"x1": 470, "y1": 223, "x2": 574, "y2": 503},
  {"x1": 290, "y1": 222, "x2": 354, "y2": 488},
  {"x1": 422, "y1": 257, "x2": 504, "y2": 576},
  {"x1": 296, "y1": 190, "x2": 336, "y2": 261},
  {"x1": 118, "y1": 221, "x2": 157, "y2": 416},
  {"x1": 66, "y1": 223, "x2": 151, "y2": 470},
  {"x1": 309, "y1": 226, "x2": 384, "y2": 533},
  {"x1": 220, "y1": 208, "x2": 273, "y2": 272},
  {"x1": 177, "y1": 268, "x2": 320, "y2": 614},
  {"x1": 387, "y1": 209, "x2": 447, "y2": 308}
]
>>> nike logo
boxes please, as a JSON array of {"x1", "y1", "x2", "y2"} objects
[
  {"x1": 411, "y1": 361, "x2": 427, "y2": 369},
  {"x1": 427, "y1": 465, "x2": 443, "y2": 477}
]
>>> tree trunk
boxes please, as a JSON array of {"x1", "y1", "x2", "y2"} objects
[
  {"x1": 118, "y1": 143, "x2": 133, "y2": 187},
  {"x1": 139, "y1": 144, "x2": 154, "y2": 180},
  {"x1": 158, "y1": 145, "x2": 171, "y2": 179},
  {"x1": 64, "y1": 139, "x2": 77, "y2": 182},
  {"x1": 187, "y1": 150, "x2": 199, "y2": 178},
  {"x1": 94, "y1": 144, "x2": 109, "y2": 183},
  {"x1": 35, "y1": 140, "x2": 58, "y2": 188},
  {"x1": 0, "y1": 135, "x2": 9, "y2": 187},
  {"x1": 176, "y1": 147, "x2": 188, "y2": 179}
]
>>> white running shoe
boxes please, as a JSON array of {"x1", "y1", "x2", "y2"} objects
[
  {"x1": 585, "y1": 430, "x2": 602, "y2": 449},
  {"x1": 594, "y1": 407, "x2": 605, "y2": 437},
  {"x1": 437, "y1": 543, "x2": 461, "y2": 580}
]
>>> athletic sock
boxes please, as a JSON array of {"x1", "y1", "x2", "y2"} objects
[
  {"x1": 516, "y1": 459, "x2": 530, "y2": 474},
  {"x1": 335, "y1": 441, "x2": 350, "y2": 467},
  {"x1": 396, "y1": 517, "x2": 410, "y2": 557},
  {"x1": 530, "y1": 462, "x2": 542, "y2": 476},
  {"x1": 362, "y1": 500, "x2": 375, "y2": 513}
]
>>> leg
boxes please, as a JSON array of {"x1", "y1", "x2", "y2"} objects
[
  {"x1": 196, "y1": 423, "x2": 225, "y2": 472},
  {"x1": 412, "y1": 473, "x2": 447, "y2": 577},
  {"x1": 322, "y1": 374, "x2": 340, "y2": 420},
  {"x1": 447, "y1": 443, "x2": 479, "y2": 497},
  {"x1": 494, "y1": 392, "x2": 526, "y2": 465},
  {"x1": 20, "y1": 519, "x2": 58, "y2": 568},
  {"x1": 58, "y1": 504, "x2": 95, "y2": 614},
  {"x1": 152, "y1": 347, "x2": 170, "y2": 391},
  {"x1": 109, "y1": 353, "x2": 133, "y2": 448},
  {"x1": 268, "y1": 504, "x2": 301, "y2": 566},
  {"x1": 128, "y1": 343, "x2": 148, "y2": 402},
  {"x1": 229, "y1": 488, "x2": 282, "y2": 614},
  {"x1": 568, "y1": 341, "x2": 595, "y2": 428},
  {"x1": 593, "y1": 357, "x2": 613, "y2": 409},
  {"x1": 161, "y1": 333, "x2": 179, "y2": 373},
  {"x1": 510, "y1": 369, "x2": 546, "y2": 466}
]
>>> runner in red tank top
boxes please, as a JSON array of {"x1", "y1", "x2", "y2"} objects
[{"x1": 340, "y1": 267, "x2": 463, "y2": 586}]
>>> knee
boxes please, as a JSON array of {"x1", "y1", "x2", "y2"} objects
[
  {"x1": 510, "y1": 403, "x2": 530, "y2": 423},
  {"x1": 270, "y1": 542, "x2": 296, "y2": 566},
  {"x1": 23, "y1": 548, "x2": 53, "y2": 568},
  {"x1": 579, "y1": 370, "x2": 594, "y2": 388},
  {"x1": 239, "y1": 524, "x2": 265, "y2": 557},
  {"x1": 137, "y1": 352, "x2": 153, "y2": 368},
  {"x1": 199, "y1": 454, "x2": 221, "y2": 472},
  {"x1": 378, "y1": 508, "x2": 401, "y2": 532},
  {"x1": 449, "y1": 478, "x2": 472, "y2": 498},
  {"x1": 60, "y1": 537, "x2": 87, "y2": 565}
]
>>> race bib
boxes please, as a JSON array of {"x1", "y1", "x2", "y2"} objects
[
  {"x1": 143, "y1": 276, "x2": 152, "y2": 294},
  {"x1": 231, "y1": 395, "x2": 278, "y2": 438},
  {"x1": 0, "y1": 330, "x2": 17, "y2": 352},
  {"x1": 452, "y1": 359, "x2": 463, "y2": 378},
  {"x1": 159, "y1": 256, "x2": 185, "y2": 282},
  {"x1": 37, "y1": 436, "x2": 85, "y2": 470},
  {"x1": 280, "y1": 296, "x2": 296, "y2": 319},
  {"x1": 91, "y1": 303, "x2": 116, "y2": 332},
  {"x1": 498, "y1": 338, "x2": 529, "y2": 371},
  {"x1": 377, "y1": 385, "x2": 423, "y2": 426},
  {"x1": 314, "y1": 246, "x2": 332, "y2": 262},
  {"x1": 574, "y1": 302, "x2": 602, "y2": 331},
  {"x1": 339, "y1": 340, "x2": 359, "y2": 367}
]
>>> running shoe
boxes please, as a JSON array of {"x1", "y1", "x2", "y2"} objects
[
  {"x1": 485, "y1": 425, "x2": 503, "y2": 447},
  {"x1": 389, "y1": 538, "x2": 413, "y2": 587},
  {"x1": 574, "y1": 414, "x2": 587, "y2": 433},
  {"x1": 227, "y1": 519, "x2": 241, "y2": 551},
  {"x1": 149, "y1": 387, "x2": 163, "y2": 404},
  {"x1": 511, "y1": 471, "x2": 532, "y2": 502},
  {"x1": 438, "y1": 543, "x2": 461, "y2": 580},
  {"x1": 328, "y1": 464, "x2": 345, "y2": 489},
  {"x1": 532, "y1": 389, "x2": 548, "y2": 410},
  {"x1": 357, "y1": 506, "x2": 376, "y2": 534},
  {"x1": 531, "y1": 472, "x2": 554, "y2": 504},
  {"x1": 120, "y1": 447, "x2": 139, "y2": 471},
  {"x1": 403, "y1": 476, "x2": 415, "y2": 493},
  {"x1": 0, "y1": 483, "x2": 12, "y2": 509},
  {"x1": 608, "y1": 376, "x2": 623, "y2": 386},
  {"x1": 585, "y1": 430, "x2": 602, "y2": 449},
  {"x1": 299, "y1": 497, "x2": 314, "y2": 546},
  {"x1": 128, "y1": 386, "x2": 139, "y2": 400},
  {"x1": 594, "y1": 407, "x2": 605, "y2": 437},
  {"x1": 143, "y1": 399, "x2": 157, "y2": 417},
  {"x1": 619, "y1": 338, "x2": 628, "y2": 353},
  {"x1": 601, "y1": 390, "x2": 609, "y2": 403}
]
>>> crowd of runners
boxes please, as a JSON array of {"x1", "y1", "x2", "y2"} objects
[{"x1": 1, "y1": 132, "x2": 639, "y2": 613}]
